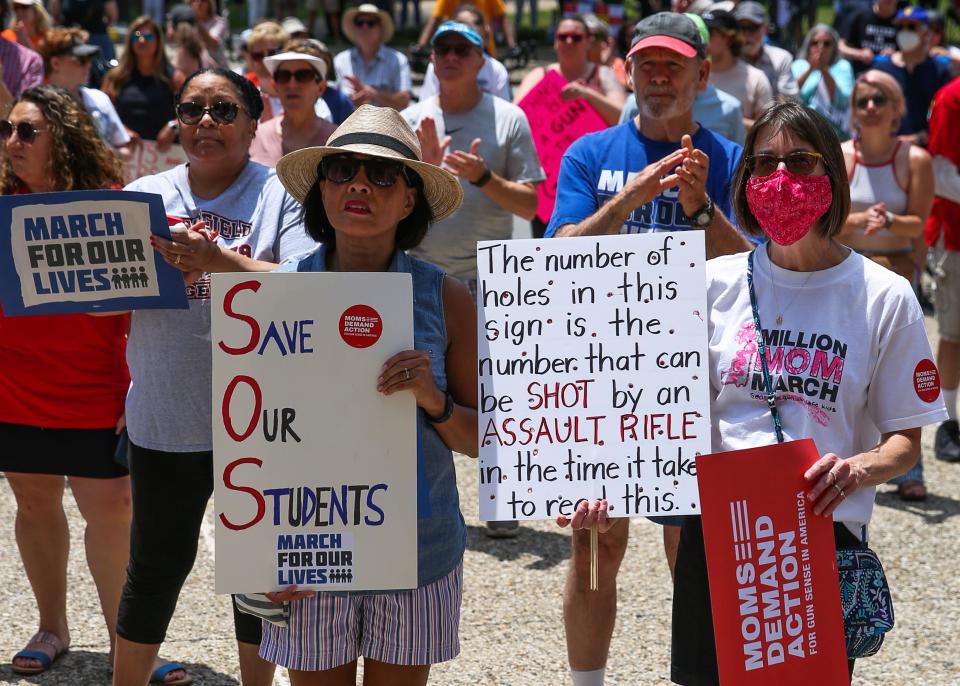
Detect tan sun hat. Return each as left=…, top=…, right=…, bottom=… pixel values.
left=342, top=3, right=395, bottom=44
left=276, top=105, right=463, bottom=222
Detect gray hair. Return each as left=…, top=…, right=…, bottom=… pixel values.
left=797, top=23, right=841, bottom=66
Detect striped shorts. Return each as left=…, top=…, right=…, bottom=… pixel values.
left=259, top=561, right=463, bottom=671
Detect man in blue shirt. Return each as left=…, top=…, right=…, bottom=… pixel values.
left=333, top=3, right=412, bottom=110
left=872, top=6, right=952, bottom=141
left=618, top=13, right=746, bottom=144
left=549, top=12, right=749, bottom=686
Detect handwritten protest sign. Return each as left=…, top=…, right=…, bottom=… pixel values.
left=212, top=272, right=418, bottom=593
left=123, top=141, right=189, bottom=184
left=477, top=233, right=710, bottom=521
left=0, top=190, right=187, bottom=315
left=696, top=439, right=848, bottom=685
left=517, top=69, right=608, bottom=224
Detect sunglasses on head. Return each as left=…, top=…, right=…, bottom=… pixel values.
left=274, top=68, right=321, bottom=84
left=176, top=100, right=241, bottom=125
left=354, top=17, right=380, bottom=28
left=433, top=41, right=475, bottom=57
left=745, top=151, right=824, bottom=177
left=0, top=120, right=45, bottom=144
left=321, top=154, right=414, bottom=187
left=133, top=30, right=156, bottom=42
left=250, top=48, right=279, bottom=61
left=556, top=32, right=586, bottom=43
left=854, top=93, right=888, bottom=110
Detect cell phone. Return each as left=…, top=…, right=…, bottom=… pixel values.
left=114, top=428, right=130, bottom=469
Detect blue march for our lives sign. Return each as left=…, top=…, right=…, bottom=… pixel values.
left=0, top=190, right=188, bottom=316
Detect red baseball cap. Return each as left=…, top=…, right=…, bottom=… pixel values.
left=626, top=12, right=706, bottom=60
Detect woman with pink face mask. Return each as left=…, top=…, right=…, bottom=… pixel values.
left=563, top=102, right=945, bottom=685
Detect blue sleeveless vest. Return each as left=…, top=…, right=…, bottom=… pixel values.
left=282, top=245, right=467, bottom=586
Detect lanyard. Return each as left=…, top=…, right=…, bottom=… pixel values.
left=747, top=248, right=785, bottom=444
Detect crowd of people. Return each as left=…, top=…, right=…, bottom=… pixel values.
left=1, top=0, right=959, bottom=685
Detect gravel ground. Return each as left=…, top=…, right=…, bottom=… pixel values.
left=0, top=322, right=956, bottom=686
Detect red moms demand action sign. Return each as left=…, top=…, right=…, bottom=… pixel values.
left=696, top=439, right=848, bottom=685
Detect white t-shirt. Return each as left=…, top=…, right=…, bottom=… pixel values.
left=707, top=247, right=946, bottom=527
left=419, top=55, right=512, bottom=102
left=124, top=162, right=317, bottom=452
left=709, top=60, right=774, bottom=120
left=81, top=86, right=131, bottom=148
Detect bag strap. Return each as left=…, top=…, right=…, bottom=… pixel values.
left=747, top=249, right=785, bottom=444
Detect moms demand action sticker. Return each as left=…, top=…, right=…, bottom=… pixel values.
left=696, top=439, right=848, bottom=685
left=340, top=305, right=383, bottom=348
left=914, top=359, right=941, bottom=403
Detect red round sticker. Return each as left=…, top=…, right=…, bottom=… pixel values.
left=339, top=305, right=383, bottom=348
left=914, top=359, right=941, bottom=403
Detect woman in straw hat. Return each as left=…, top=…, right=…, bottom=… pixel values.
left=262, top=104, right=477, bottom=685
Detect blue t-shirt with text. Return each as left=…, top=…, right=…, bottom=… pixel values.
left=545, top=121, right=742, bottom=237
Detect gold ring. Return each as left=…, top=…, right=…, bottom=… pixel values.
left=403, top=368, right=411, bottom=381
left=175, top=254, right=182, bottom=265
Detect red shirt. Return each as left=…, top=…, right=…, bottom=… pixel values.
left=0, top=306, right=130, bottom=428
left=925, top=77, right=960, bottom=250
left=0, top=184, right=130, bottom=428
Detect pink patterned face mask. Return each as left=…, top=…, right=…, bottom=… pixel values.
left=745, top=169, right=832, bottom=246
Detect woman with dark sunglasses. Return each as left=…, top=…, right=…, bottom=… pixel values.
left=513, top=15, right=626, bottom=126
left=0, top=84, right=133, bottom=679
left=101, top=15, right=177, bottom=154
left=838, top=69, right=935, bottom=502
left=249, top=43, right=337, bottom=168
left=256, top=104, right=476, bottom=686
left=565, top=103, right=944, bottom=685
left=110, top=68, right=317, bottom=686
left=241, top=21, right=290, bottom=123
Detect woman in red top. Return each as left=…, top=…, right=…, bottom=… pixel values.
left=0, top=85, right=189, bottom=685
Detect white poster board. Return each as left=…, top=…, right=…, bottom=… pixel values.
left=477, top=233, right=711, bottom=521
left=212, top=272, right=418, bottom=593
left=123, top=141, right=189, bottom=183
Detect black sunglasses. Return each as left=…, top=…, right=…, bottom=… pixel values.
left=354, top=17, right=380, bottom=28
left=745, top=151, right=824, bottom=177
left=274, top=68, right=321, bottom=84
left=321, top=154, right=414, bottom=187
left=176, top=100, right=241, bottom=125
left=0, top=120, right=45, bottom=144
left=433, top=42, right=476, bottom=57
left=854, top=93, right=889, bottom=110
left=556, top=32, right=586, bottom=43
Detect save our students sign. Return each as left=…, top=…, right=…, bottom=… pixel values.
left=211, top=271, right=418, bottom=593
left=0, top=190, right=187, bottom=315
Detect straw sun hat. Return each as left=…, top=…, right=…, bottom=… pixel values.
left=342, top=3, right=395, bottom=44
left=276, top=105, right=464, bottom=222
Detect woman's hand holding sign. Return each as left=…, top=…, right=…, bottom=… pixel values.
left=378, top=350, right=446, bottom=418
left=264, top=586, right=316, bottom=603
left=150, top=220, right=218, bottom=283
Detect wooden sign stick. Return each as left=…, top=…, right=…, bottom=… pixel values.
left=590, top=523, right=599, bottom=591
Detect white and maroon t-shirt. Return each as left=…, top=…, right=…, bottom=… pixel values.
left=706, top=247, right=946, bottom=527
